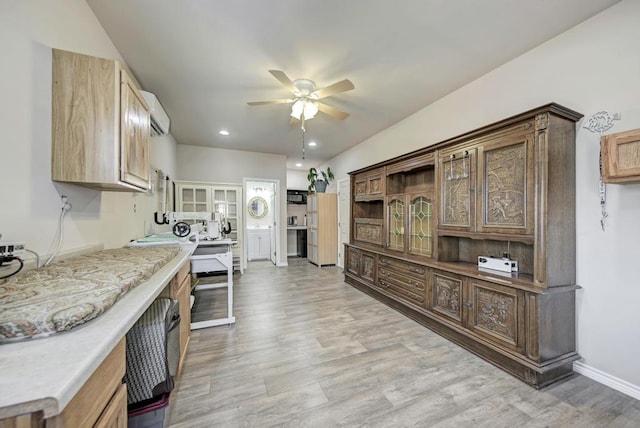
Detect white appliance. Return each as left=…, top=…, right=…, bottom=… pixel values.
left=140, top=90, right=170, bottom=136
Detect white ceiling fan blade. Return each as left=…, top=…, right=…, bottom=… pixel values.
left=317, top=102, right=349, bottom=120
left=247, top=99, right=294, bottom=106
left=269, top=70, right=296, bottom=93
left=313, top=79, right=354, bottom=99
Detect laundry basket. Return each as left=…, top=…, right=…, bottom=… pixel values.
left=124, top=298, right=180, bottom=411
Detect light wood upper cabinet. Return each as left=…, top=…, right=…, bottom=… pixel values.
left=601, top=128, right=640, bottom=183
left=52, top=49, right=151, bottom=192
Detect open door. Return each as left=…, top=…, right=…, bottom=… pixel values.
left=269, top=187, right=277, bottom=265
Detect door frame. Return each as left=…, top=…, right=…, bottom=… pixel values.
left=243, top=178, right=282, bottom=267
left=337, top=178, right=351, bottom=269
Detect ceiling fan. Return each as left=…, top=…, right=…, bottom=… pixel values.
left=247, top=70, right=354, bottom=122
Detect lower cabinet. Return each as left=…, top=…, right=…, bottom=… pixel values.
left=247, top=229, right=271, bottom=261
left=53, top=338, right=127, bottom=427
left=466, top=279, right=525, bottom=354
left=344, top=244, right=578, bottom=388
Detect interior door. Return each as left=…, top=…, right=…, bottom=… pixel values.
left=269, top=187, right=277, bottom=265
left=338, top=178, right=350, bottom=268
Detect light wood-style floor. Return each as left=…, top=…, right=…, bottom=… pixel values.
left=169, top=258, right=640, bottom=427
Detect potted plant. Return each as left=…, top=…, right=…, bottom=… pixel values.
left=307, top=167, right=335, bottom=193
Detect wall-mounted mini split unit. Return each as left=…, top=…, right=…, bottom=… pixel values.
left=140, top=90, right=171, bottom=136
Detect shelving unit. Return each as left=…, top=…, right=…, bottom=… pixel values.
left=345, top=103, right=583, bottom=388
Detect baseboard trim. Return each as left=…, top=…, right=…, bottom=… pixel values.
left=573, top=361, right=640, bottom=400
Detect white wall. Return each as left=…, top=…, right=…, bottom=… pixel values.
left=324, top=0, right=640, bottom=393
left=176, top=144, right=288, bottom=266
left=0, top=0, right=179, bottom=260
left=286, top=169, right=309, bottom=190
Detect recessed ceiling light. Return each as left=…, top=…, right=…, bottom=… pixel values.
left=308, top=141, right=317, bottom=147
left=219, top=130, right=230, bottom=136
left=295, top=163, right=302, bottom=167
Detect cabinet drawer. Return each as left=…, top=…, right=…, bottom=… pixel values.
left=378, top=267, right=426, bottom=308
left=354, top=218, right=383, bottom=245
left=378, top=256, right=427, bottom=277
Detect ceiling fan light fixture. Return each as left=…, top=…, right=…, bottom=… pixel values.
left=290, top=99, right=318, bottom=120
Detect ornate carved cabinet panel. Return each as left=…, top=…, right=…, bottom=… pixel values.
left=354, top=168, right=385, bottom=201
left=346, top=246, right=360, bottom=276
left=439, top=148, right=476, bottom=231
left=429, top=270, right=464, bottom=325
left=354, top=218, right=383, bottom=246
left=346, top=246, right=376, bottom=286
left=360, top=251, right=376, bottom=285
left=476, top=124, right=534, bottom=235
left=467, top=279, right=525, bottom=353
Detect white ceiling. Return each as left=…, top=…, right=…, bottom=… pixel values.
left=87, top=0, right=619, bottom=170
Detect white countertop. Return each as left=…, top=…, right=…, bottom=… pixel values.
left=286, top=226, right=308, bottom=230
left=0, top=245, right=195, bottom=419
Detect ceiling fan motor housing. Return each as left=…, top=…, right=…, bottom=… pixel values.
left=293, top=79, right=317, bottom=97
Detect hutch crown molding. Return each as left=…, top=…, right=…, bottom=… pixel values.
left=345, top=103, right=583, bottom=388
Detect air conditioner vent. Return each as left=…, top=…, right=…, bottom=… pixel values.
left=140, top=90, right=170, bottom=136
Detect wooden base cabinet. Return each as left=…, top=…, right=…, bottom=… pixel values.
left=346, top=245, right=579, bottom=388
left=345, top=104, right=583, bottom=388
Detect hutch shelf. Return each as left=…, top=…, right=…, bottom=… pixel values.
left=345, top=103, right=583, bottom=388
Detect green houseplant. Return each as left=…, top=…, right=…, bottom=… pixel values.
left=307, top=167, right=335, bottom=193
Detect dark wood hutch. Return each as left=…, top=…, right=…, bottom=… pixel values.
left=345, top=103, right=583, bottom=388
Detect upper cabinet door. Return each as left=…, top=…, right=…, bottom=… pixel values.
left=120, top=70, right=151, bottom=191
left=386, top=196, right=406, bottom=253
left=354, top=167, right=385, bottom=201
left=476, top=126, right=534, bottom=235
left=439, top=147, right=476, bottom=231
left=408, top=193, right=434, bottom=257
left=601, top=128, right=640, bottom=183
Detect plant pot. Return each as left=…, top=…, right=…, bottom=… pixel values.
left=314, top=180, right=328, bottom=193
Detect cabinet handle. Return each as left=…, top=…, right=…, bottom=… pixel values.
left=464, top=301, right=473, bottom=308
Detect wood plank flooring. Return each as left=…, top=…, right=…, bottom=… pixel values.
left=169, top=258, right=640, bottom=427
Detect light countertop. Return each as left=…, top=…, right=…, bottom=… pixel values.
left=0, top=244, right=195, bottom=419
left=286, top=226, right=308, bottom=230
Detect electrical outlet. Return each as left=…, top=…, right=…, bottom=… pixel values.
left=0, top=242, right=25, bottom=257
left=61, top=195, right=72, bottom=211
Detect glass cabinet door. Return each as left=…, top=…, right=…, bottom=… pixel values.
left=180, top=186, right=210, bottom=212
left=387, top=197, right=405, bottom=252
left=409, top=195, right=433, bottom=257
left=213, top=187, right=240, bottom=240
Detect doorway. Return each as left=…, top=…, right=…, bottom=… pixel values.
left=244, top=179, right=279, bottom=267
